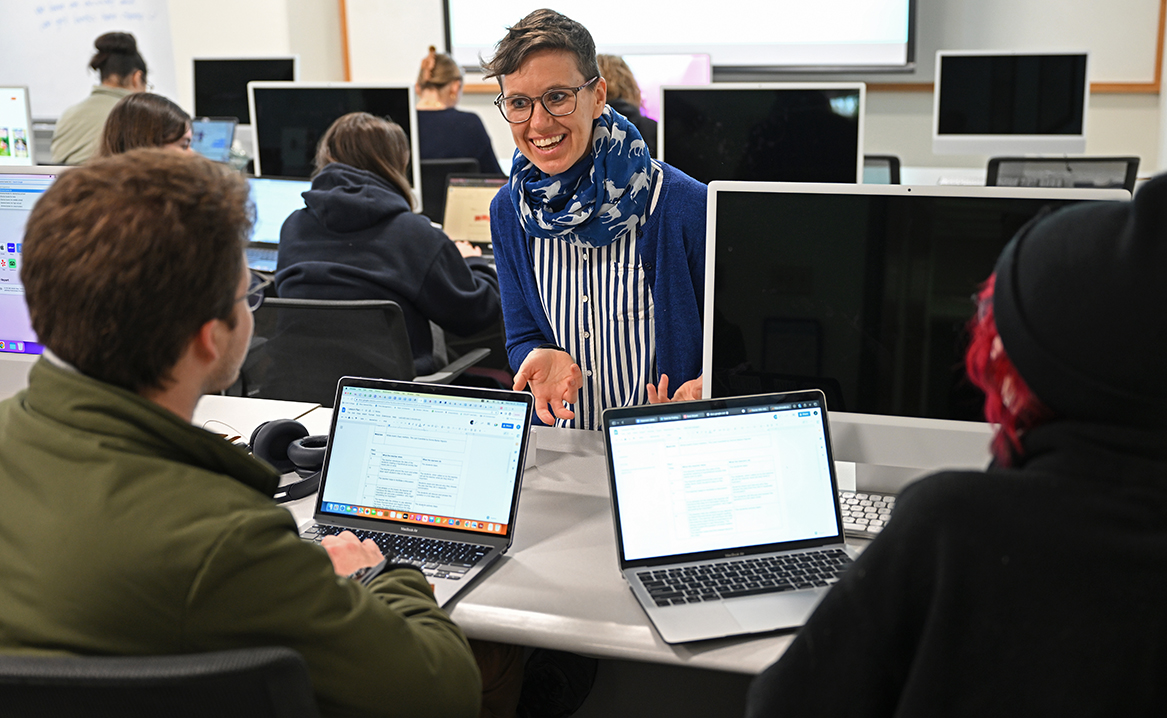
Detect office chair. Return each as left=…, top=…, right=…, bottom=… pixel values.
left=986, top=156, right=1140, bottom=191
left=0, top=646, right=320, bottom=718
left=419, top=157, right=480, bottom=224
left=863, top=154, right=901, bottom=184
left=241, top=298, right=489, bottom=406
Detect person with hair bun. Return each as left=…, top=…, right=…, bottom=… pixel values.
left=96, top=93, right=193, bottom=157
left=51, top=31, right=149, bottom=165
left=746, top=176, right=1167, bottom=716
left=275, top=112, right=501, bottom=376
left=415, top=46, right=504, bottom=175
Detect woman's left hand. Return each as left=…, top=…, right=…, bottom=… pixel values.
left=647, top=374, right=703, bottom=404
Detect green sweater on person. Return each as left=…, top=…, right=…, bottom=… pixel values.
left=50, top=85, right=133, bottom=165
left=0, top=358, right=481, bottom=718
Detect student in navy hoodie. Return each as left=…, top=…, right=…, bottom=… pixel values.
left=275, top=112, right=500, bottom=375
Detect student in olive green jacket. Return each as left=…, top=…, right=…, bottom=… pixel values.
left=0, top=149, right=481, bottom=718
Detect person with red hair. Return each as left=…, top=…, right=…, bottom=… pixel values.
left=746, top=174, right=1167, bottom=716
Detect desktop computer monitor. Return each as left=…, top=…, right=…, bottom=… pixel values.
left=702, top=182, right=1128, bottom=424
left=247, top=82, right=421, bottom=194
left=933, top=51, right=1090, bottom=155
left=0, top=166, right=70, bottom=356
left=0, top=87, right=35, bottom=167
left=661, top=83, right=865, bottom=185
left=193, top=57, right=299, bottom=124
left=620, top=54, right=712, bottom=123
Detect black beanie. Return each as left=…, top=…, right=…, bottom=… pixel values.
left=992, top=174, right=1167, bottom=427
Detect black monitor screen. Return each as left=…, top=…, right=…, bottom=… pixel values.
left=937, top=54, right=1087, bottom=136
left=251, top=86, right=412, bottom=180
left=194, top=58, right=296, bottom=123
left=662, top=87, right=861, bottom=185
left=710, top=190, right=1114, bottom=421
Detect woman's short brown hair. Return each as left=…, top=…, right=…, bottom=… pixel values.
left=314, top=112, right=415, bottom=211
left=97, top=93, right=191, bottom=158
left=481, top=9, right=600, bottom=88
left=417, top=46, right=463, bottom=90
left=597, top=54, right=641, bottom=108
left=22, top=149, right=251, bottom=393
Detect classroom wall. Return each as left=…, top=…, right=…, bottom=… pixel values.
left=163, top=0, right=1162, bottom=172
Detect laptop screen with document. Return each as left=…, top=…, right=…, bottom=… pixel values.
left=606, top=392, right=840, bottom=564
left=318, top=383, right=529, bottom=538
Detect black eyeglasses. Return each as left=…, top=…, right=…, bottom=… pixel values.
left=494, top=77, right=599, bottom=124
left=240, top=271, right=273, bottom=312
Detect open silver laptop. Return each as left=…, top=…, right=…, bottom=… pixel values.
left=190, top=117, right=237, bottom=163
left=603, top=389, right=857, bottom=643
left=301, top=376, right=534, bottom=606
left=245, top=176, right=311, bottom=272
left=441, top=175, right=508, bottom=245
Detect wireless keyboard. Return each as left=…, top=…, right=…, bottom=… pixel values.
left=838, top=489, right=896, bottom=539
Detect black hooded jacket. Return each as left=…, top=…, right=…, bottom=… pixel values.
left=275, top=163, right=500, bottom=375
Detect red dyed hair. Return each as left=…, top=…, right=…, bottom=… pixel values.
left=964, top=274, right=1056, bottom=465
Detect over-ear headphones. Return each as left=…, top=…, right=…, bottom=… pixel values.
left=250, top=419, right=327, bottom=503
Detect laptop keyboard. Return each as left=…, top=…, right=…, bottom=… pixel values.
left=838, top=489, right=897, bottom=538
left=302, top=524, right=490, bottom=579
left=246, top=247, right=277, bottom=272
left=637, top=547, right=853, bottom=607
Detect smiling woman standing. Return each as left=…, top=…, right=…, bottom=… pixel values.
left=485, top=9, right=707, bottom=430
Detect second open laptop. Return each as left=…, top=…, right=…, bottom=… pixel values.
left=441, top=174, right=508, bottom=248
left=603, top=389, right=857, bottom=644
left=245, top=176, right=312, bottom=272
left=190, top=117, right=237, bottom=163
left=300, top=376, right=534, bottom=606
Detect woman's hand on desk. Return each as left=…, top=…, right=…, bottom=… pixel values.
left=321, top=531, right=385, bottom=576
left=455, top=240, right=482, bottom=258
left=513, top=348, right=583, bottom=424
left=647, top=374, right=703, bottom=404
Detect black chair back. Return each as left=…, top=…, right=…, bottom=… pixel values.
left=419, top=157, right=480, bottom=223
left=245, top=298, right=415, bottom=407
left=0, top=647, right=320, bottom=718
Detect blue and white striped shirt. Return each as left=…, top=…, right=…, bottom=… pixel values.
left=532, top=163, right=664, bottom=430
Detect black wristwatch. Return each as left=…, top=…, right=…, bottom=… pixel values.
left=347, top=558, right=389, bottom=586
left=536, top=343, right=568, bottom=353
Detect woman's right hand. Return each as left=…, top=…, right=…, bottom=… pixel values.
left=513, top=348, right=583, bottom=424
left=455, top=240, right=483, bottom=258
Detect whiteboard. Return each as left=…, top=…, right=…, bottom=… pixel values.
left=0, top=0, right=177, bottom=119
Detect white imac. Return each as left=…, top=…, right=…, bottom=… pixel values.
left=0, top=87, right=35, bottom=167
left=660, top=83, right=865, bottom=186
left=246, top=82, right=421, bottom=202
left=0, top=166, right=73, bottom=397
left=702, top=181, right=1128, bottom=483
left=933, top=51, right=1090, bottom=155
left=620, top=54, right=711, bottom=123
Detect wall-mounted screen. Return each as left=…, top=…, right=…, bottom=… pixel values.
left=446, top=0, right=914, bottom=72
left=933, top=51, right=1089, bottom=155
left=661, top=83, right=864, bottom=185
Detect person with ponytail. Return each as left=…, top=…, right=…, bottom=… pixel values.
left=746, top=177, right=1167, bottom=716
left=483, top=10, right=707, bottom=430
left=415, top=46, right=503, bottom=175
left=51, top=31, right=149, bottom=165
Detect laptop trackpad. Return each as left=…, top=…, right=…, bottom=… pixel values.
left=725, top=589, right=825, bottom=632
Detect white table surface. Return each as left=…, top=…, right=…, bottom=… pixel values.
left=282, top=414, right=868, bottom=676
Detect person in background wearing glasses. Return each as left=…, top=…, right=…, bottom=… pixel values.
left=0, top=149, right=482, bottom=717
left=51, top=32, right=151, bottom=165
left=485, top=9, right=707, bottom=430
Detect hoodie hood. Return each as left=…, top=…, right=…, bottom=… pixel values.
left=302, top=163, right=412, bottom=233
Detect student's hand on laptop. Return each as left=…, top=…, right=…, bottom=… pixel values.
left=514, top=348, right=583, bottom=424
left=455, top=240, right=482, bottom=258
left=321, top=531, right=385, bottom=576
left=647, top=374, right=703, bottom=404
